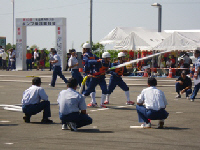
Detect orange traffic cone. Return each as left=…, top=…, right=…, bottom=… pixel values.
left=143, top=68, right=148, bottom=77
left=167, top=67, right=173, bottom=78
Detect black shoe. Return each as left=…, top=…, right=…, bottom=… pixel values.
left=23, top=116, right=30, bottom=123
left=158, top=121, right=164, bottom=129
left=41, top=118, right=53, bottom=124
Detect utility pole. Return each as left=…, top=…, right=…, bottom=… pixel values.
left=12, top=0, right=15, bottom=46
left=90, top=0, right=93, bottom=51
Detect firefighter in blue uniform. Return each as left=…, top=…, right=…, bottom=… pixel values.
left=83, top=52, right=111, bottom=108
left=82, top=43, right=98, bottom=104
left=104, top=52, right=135, bottom=105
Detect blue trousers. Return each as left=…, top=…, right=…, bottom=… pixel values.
left=26, top=59, right=32, bottom=70
left=107, top=76, right=129, bottom=94
left=22, top=101, right=51, bottom=119
left=190, top=83, right=200, bottom=100
left=8, top=60, right=15, bottom=70
left=71, top=69, right=83, bottom=87
left=59, top=112, right=92, bottom=128
left=51, top=66, right=68, bottom=87
left=136, top=105, right=169, bottom=123
left=176, top=82, right=192, bottom=97
left=82, top=75, right=95, bottom=94
left=83, top=77, right=107, bottom=96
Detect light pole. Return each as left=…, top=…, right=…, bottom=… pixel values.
left=151, top=3, right=162, bottom=32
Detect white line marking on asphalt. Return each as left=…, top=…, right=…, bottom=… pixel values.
left=93, top=126, right=97, bottom=129
left=130, top=126, right=143, bottom=129
left=0, top=104, right=22, bottom=112
left=90, top=110, right=98, bottom=112
left=176, top=112, right=183, bottom=113
left=90, top=105, right=134, bottom=112
left=0, top=120, right=10, bottom=123
left=115, top=106, right=126, bottom=108
left=97, top=108, right=110, bottom=111
left=4, top=107, right=22, bottom=112
left=5, top=143, right=14, bottom=145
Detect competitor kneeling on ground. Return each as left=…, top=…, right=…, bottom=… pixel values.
left=83, top=52, right=111, bottom=108
left=175, top=70, right=192, bottom=99
left=136, top=77, right=169, bottom=128
left=57, top=78, right=92, bottom=131
left=21, top=77, right=53, bottom=123
left=104, top=52, right=135, bottom=105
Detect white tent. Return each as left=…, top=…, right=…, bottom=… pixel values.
left=153, top=32, right=200, bottom=51
left=114, top=30, right=170, bottom=50
left=99, top=27, right=157, bottom=45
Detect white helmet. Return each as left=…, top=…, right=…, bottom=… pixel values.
left=82, top=43, right=91, bottom=49
left=102, top=52, right=111, bottom=58
left=118, top=52, right=126, bottom=58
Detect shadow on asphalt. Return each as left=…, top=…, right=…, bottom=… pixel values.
left=77, top=129, right=114, bottom=133
left=30, top=122, right=60, bottom=125
left=109, top=107, right=136, bottom=110
left=0, top=124, right=18, bottom=126
left=160, top=127, right=190, bottom=130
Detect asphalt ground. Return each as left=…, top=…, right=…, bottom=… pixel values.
left=0, top=70, right=200, bottom=150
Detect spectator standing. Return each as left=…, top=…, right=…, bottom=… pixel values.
left=57, top=78, right=92, bottom=131
left=68, top=49, right=83, bottom=87
left=49, top=48, right=54, bottom=71
left=7, top=48, right=16, bottom=71
left=40, top=49, right=46, bottom=71
left=1, top=50, right=8, bottom=70
left=50, top=50, right=68, bottom=87
left=183, top=53, right=190, bottom=69
left=26, top=50, right=32, bottom=71
left=33, top=49, right=40, bottom=70
left=0, top=46, right=3, bottom=68
left=190, top=49, right=200, bottom=102
left=65, top=53, right=71, bottom=71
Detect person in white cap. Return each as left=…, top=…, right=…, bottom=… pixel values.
left=83, top=52, right=110, bottom=108
left=104, top=52, right=135, bottom=105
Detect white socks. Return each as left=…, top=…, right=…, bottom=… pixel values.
left=106, top=94, right=110, bottom=102
left=125, top=91, right=130, bottom=101
left=101, top=94, right=107, bottom=105
left=90, top=92, right=96, bottom=104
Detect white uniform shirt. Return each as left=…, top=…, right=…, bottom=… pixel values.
left=53, top=54, right=61, bottom=66
left=195, top=56, right=200, bottom=72
left=2, top=52, right=8, bottom=60
left=183, top=55, right=190, bottom=64
left=137, top=86, right=168, bottom=110
left=57, top=88, right=87, bottom=115
left=0, top=48, right=4, bottom=57
left=68, top=56, right=78, bottom=69
left=9, top=51, right=15, bottom=61
left=34, top=51, right=39, bottom=60
left=22, top=85, right=48, bottom=105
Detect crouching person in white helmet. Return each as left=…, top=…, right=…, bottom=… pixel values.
left=104, top=52, right=135, bottom=105
left=82, top=52, right=111, bottom=108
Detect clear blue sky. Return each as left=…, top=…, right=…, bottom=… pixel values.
left=0, top=0, right=200, bottom=52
